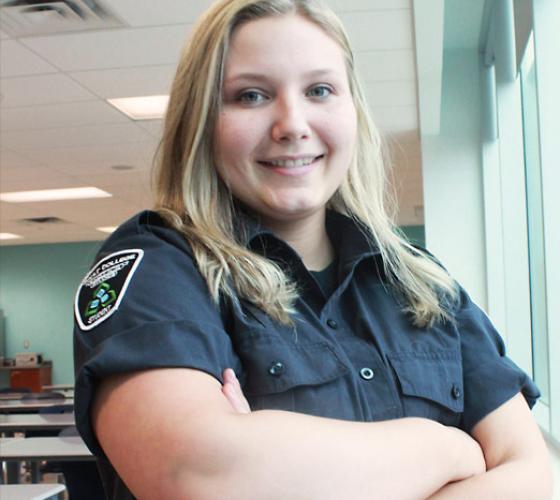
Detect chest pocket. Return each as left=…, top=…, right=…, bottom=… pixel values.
left=236, top=335, right=349, bottom=414
left=388, top=349, right=464, bottom=426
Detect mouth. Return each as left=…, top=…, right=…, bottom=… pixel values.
left=257, top=154, right=325, bottom=168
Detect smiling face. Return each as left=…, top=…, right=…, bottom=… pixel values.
left=214, top=14, right=357, bottom=229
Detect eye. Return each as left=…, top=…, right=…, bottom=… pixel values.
left=236, top=89, right=267, bottom=104
left=306, top=84, right=333, bottom=99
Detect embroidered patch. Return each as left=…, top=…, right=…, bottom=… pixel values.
left=75, top=249, right=144, bottom=331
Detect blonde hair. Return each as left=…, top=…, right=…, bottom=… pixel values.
left=153, top=0, right=459, bottom=328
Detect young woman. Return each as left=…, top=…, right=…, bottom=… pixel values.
left=73, top=1, right=553, bottom=498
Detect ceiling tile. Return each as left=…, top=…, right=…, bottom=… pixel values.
left=0, top=165, right=63, bottom=187
left=370, top=105, right=418, bottom=132
left=0, top=168, right=92, bottom=191
left=0, top=100, right=129, bottom=131
left=21, top=141, right=158, bottom=171
left=331, top=0, right=410, bottom=11
left=70, top=65, right=177, bottom=99
left=108, top=0, right=216, bottom=27
left=355, top=49, right=416, bottom=82
left=0, top=73, right=96, bottom=107
left=365, top=80, right=417, bottom=107
left=2, top=123, right=152, bottom=150
left=0, top=1, right=422, bottom=245
left=0, top=149, right=42, bottom=169
left=339, top=10, right=413, bottom=51
left=0, top=201, right=45, bottom=221
left=0, top=40, right=58, bottom=77
left=20, top=25, right=192, bottom=72
left=136, top=120, right=164, bottom=139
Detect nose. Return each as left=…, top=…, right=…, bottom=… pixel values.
left=271, top=96, right=311, bottom=143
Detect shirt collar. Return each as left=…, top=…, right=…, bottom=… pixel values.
left=234, top=204, right=381, bottom=267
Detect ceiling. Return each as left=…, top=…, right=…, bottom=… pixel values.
left=0, top=0, right=423, bottom=246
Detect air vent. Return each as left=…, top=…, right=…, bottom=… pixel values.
left=0, top=0, right=124, bottom=37
left=18, top=216, right=66, bottom=224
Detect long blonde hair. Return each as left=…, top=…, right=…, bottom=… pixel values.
left=153, top=0, right=459, bottom=328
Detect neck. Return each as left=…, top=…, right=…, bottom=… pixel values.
left=261, top=209, right=334, bottom=271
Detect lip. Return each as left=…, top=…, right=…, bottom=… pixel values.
left=258, top=154, right=322, bottom=162
left=257, top=154, right=324, bottom=177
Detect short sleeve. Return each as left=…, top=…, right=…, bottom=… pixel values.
left=455, top=286, right=540, bottom=432
left=73, top=212, right=242, bottom=457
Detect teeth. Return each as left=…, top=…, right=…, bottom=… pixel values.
left=264, top=156, right=318, bottom=168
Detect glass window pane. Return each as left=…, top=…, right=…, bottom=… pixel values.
left=520, top=33, right=550, bottom=405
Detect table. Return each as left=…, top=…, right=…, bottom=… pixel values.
left=43, top=384, right=73, bottom=391
left=0, top=399, right=73, bottom=414
left=0, top=483, right=66, bottom=499
left=0, top=413, right=75, bottom=433
left=1, top=436, right=94, bottom=483
left=0, top=390, right=73, bottom=401
left=0, top=436, right=93, bottom=462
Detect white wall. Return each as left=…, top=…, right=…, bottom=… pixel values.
left=421, top=48, right=487, bottom=309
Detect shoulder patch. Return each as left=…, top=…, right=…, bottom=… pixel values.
left=75, top=249, right=144, bottom=331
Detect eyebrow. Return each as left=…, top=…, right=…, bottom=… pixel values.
left=224, top=68, right=340, bottom=85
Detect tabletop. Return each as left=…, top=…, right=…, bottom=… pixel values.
left=0, top=483, right=66, bottom=500
left=0, top=436, right=93, bottom=461
left=42, top=384, right=74, bottom=391
left=0, top=398, right=74, bottom=413
left=0, top=390, right=73, bottom=401
left=0, top=413, right=75, bottom=433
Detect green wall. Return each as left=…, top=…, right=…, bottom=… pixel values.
left=401, top=225, right=425, bottom=247
left=0, top=225, right=423, bottom=386
left=0, top=241, right=102, bottom=385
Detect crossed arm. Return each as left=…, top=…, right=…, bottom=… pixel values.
left=92, top=367, right=553, bottom=499
left=222, top=368, right=553, bottom=500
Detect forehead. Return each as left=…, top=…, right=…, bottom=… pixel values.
left=224, top=14, right=347, bottom=78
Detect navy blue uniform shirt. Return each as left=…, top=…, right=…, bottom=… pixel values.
left=73, top=209, right=540, bottom=499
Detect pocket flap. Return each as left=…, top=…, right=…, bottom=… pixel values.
left=238, top=337, right=348, bottom=396
left=388, top=350, right=464, bottom=412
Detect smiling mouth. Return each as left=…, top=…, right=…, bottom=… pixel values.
left=257, top=154, right=324, bottom=168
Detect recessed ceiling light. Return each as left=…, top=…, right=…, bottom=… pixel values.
left=111, top=164, right=135, bottom=171
left=0, top=233, right=23, bottom=240
left=0, top=187, right=112, bottom=203
left=107, top=95, right=169, bottom=120
left=97, top=226, right=117, bottom=234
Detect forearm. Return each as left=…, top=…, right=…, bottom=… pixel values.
left=426, top=457, right=553, bottom=500
left=191, top=411, right=475, bottom=500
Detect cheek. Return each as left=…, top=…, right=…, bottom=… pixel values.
left=318, top=100, right=357, bottom=150
left=215, top=111, right=262, bottom=162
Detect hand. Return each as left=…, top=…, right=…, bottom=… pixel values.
left=221, top=368, right=251, bottom=414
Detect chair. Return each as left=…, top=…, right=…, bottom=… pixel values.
left=21, top=391, right=65, bottom=400
left=0, top=387, right=31, bottom=394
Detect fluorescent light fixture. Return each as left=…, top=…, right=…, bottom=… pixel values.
left=0, top=233, right=23, bottom=240
left=0, top=187, right=112, bottom=203
left=107, top=95, right=169, bottom=120
left=97, top=226, right=117, bottom=234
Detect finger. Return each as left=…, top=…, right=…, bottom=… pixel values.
left=222, top=369, right=251, bottom=413
left=222, top=382, right=250, bottom=414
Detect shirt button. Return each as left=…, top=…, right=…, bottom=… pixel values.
left=269, top=362, right=285, bottom=376
left=326, top=318, right=338, bottom=329
left=360, top=367, right=375, bottom=380
left=451, top=384, right=461, bottom=399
